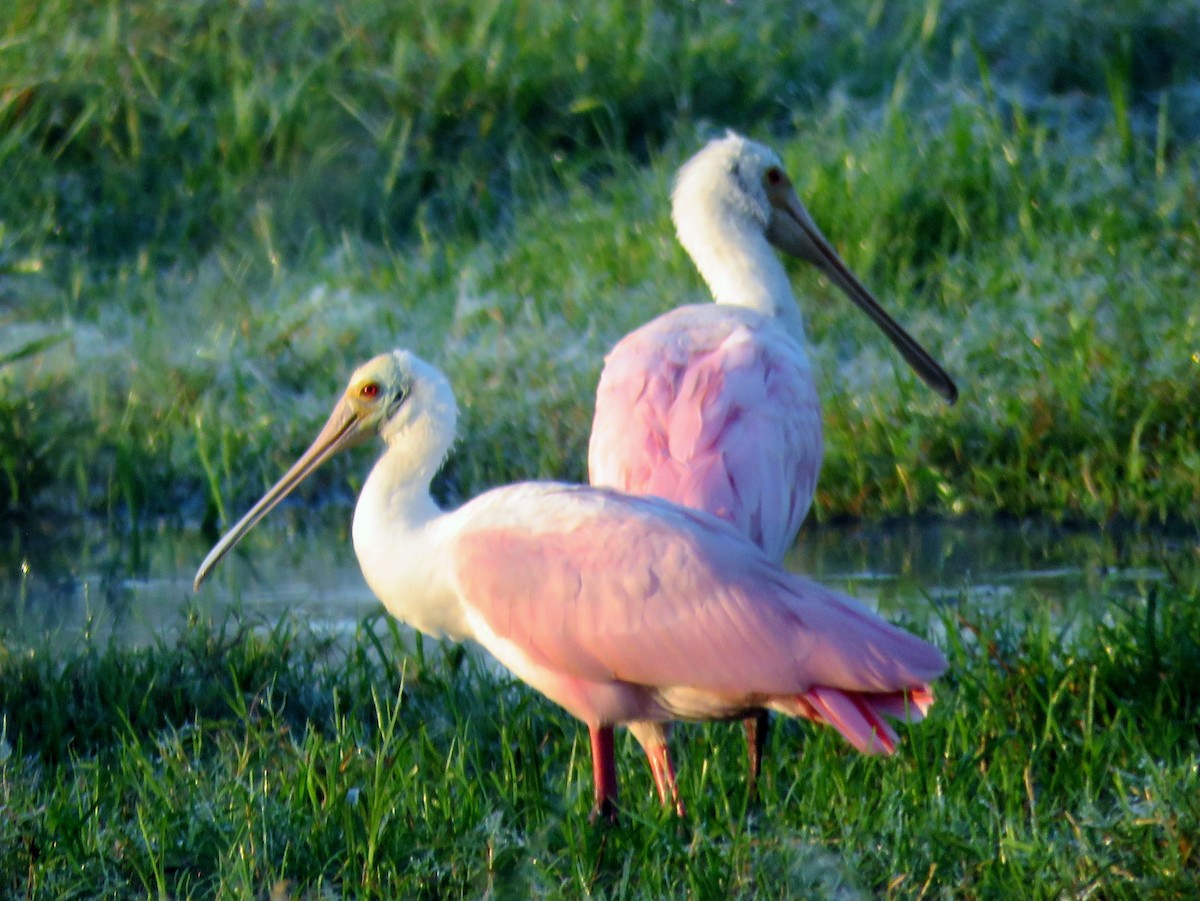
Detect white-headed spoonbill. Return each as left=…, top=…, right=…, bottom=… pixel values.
left=196, top=350, right=946, bottom=821
left=589, top=132, right=957, bottom=797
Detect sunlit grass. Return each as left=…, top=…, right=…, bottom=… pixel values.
left=4, top=1, right=1200, bottom=527
left=1, top=3, right=1198, bottom=525
left=4, top=2, right=1200, bottom=891
left=2, top=565, right=1198, bottom=897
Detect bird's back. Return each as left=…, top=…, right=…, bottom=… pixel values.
left=589, top=304, right=822, bottom=563
left=446, top=481, right=945, bottom=717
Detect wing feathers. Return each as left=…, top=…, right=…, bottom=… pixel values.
left=451, top=489, right=945, bottom=704
left=804, top=686, right=900, bottom=755
left=589, top=305, right=821, bottom=563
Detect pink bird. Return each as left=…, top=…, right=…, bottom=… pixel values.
left=195, top=350, right=946, bottom=821
left=589, top=133, right=957, bottom=800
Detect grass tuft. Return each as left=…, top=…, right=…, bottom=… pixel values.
left=3, top=0, right=1200, bottom=525
left=2, top=570, right=1199, bottom=896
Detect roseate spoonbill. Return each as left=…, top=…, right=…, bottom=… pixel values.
left=195, top=350, right=945, bottom=821
left=589, top=132, right=958, bottom=793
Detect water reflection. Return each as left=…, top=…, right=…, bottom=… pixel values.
left=789, top=517, right=1192, bottom=617
left=1, top=510, right=1195, bottom=648
left=1, top=509, right=376, bottom=648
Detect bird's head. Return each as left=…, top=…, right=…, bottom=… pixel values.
left=673, top=131, right=850, bottom=274
left=673, top=132, right=792, bottom=238
left=673, top=131, right=958, bottom=404
left=193, top=349, right=457, bottom=590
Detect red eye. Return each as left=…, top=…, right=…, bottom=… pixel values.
left=359, top=383, right=380, bottom=399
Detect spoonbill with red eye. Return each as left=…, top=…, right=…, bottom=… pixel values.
left=589, top=132, right=958, bottom=803
left=195, top=349, right=946, bottom=822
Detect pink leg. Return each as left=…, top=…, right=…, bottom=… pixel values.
left=743, top=709, right=770, bottom=800
left=644, top=741, right=686, bottom=816
left=629, top=721, right=685, bottom=816
left=589, top=724, right=619, bottom=823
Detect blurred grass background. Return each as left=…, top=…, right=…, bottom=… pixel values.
left=4, top=3, right=1200, bottom=896
left=2, top=0, right=1199, bottom=529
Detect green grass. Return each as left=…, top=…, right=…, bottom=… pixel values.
left=2, top=0, right=1200, bottom=525
left=2, top=562, right=1198, bottom=897
left=4, top=2, right=1200, bottom=895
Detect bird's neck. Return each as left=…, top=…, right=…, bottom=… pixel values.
left=351, top=439, right=467, bottom=642
left=347, top=364, right=475, bottom=642
left=357, top=458, right=441, bottom=536
left=357, top=375, right=460, bottom=535
left=684, top=219, right=808, bottom=342
left=356, top=432, right=450, bottom=537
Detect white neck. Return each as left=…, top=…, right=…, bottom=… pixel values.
left=355, top=369, right=458, bottom=535
left=688, top=219, right=795, bottom=313
left=350, top=394, right=463, bottom=639
left=356, top=444, right=443, bottom=535
left=678, top=214, right=807, bottom=342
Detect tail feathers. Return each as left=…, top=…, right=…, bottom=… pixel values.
left=808, top=687, right=899, bottom=754
left=773, top=684, right=935, bottom=756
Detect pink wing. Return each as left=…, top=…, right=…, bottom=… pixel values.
left=451, top=486, right=944, bottom=710
left=589, top=305, right=822, bottom=563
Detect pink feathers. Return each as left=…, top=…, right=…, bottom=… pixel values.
left=590, top=305, right=821, bottom=562
left=581, top=132, right=955, bottom=812
left=449, top=485, right=944, bottom=752
left=194, top=345, right=945, bottom=820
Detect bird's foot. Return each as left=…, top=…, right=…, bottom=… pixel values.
left=589, top=797, right=620, bottom=825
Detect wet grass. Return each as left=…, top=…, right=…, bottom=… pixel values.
left=2, top=561, right=1198, bottom=898
left=2, top=0, right=1199, bottom=527
left=4, top=2, right=1200, bottom=894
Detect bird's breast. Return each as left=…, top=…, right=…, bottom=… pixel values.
left=351, top=493, right=474, bottom=642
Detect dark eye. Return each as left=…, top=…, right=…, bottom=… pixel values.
left=359, top=382, right=381, bottom=399
left=766, top=167, right=784, bottom=185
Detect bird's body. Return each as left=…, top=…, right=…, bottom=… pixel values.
left=590, top=134, right=825, bottom=562
left=358, top=477, right=938, bottom=746
left=589, top=134, right=957, bottom=802
left=195, top=350, right=946, bottom=820
left=589, top=304, right=821, bottom=562
left=591, top=131, right=957, bottom=565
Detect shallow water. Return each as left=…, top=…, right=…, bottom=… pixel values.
left=1, top=510, right=376, bottom=649
left=790, top=517, right=1186, bottom=613
left=0, top=510, right=1193, bottom=649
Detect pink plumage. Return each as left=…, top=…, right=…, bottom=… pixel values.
left=591, top=305, right=821, bottom=562
left=587, top=133, right=956, bottom=809
left=450, top=486, right=942, bottom=750
left=192, top=333, right=950, bottom=819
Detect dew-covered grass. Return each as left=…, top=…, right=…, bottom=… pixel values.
left=4, top=0, right=1200, bottom=896
left=3, top=0, right=1199, bottom=526
left=2, top=561, right=1199, bottom=898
